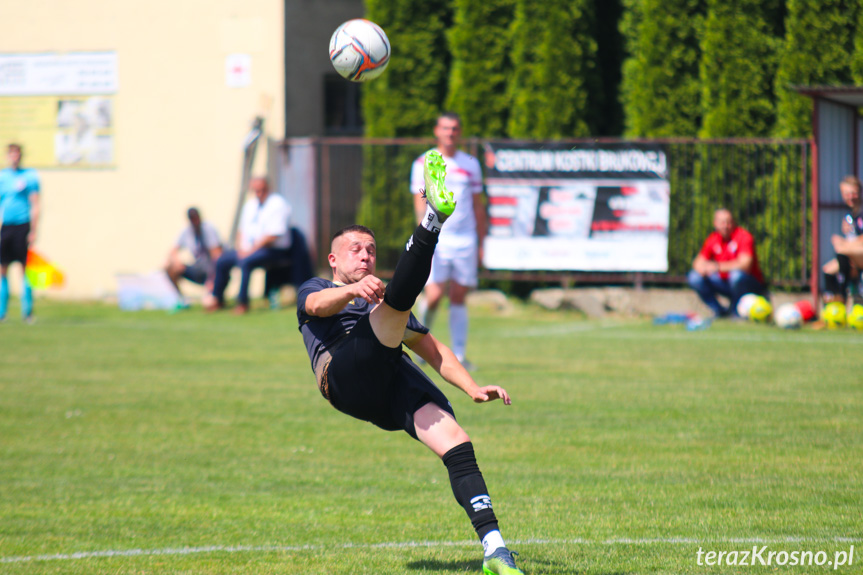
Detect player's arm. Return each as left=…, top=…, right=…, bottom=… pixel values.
left=832, top=234, right=863, bottom=255
left=249, top=234, right=279, bottom=252
left=28, top=192, right=40, bottom=244
left=718, top=252, right=753, bottom=274
left=413, top=192, right=427, bottom=224
left=165, top=244, right=181, bottom=267
left=304, top=276, right=385, bottom=317
left=692, top=254, right=713, bottom=275
left=406, top=332, right=511, bottom=405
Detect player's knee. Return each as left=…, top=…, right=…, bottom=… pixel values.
left=727, top=269, right=747, bottom=286
left=687, top=269, right=704, bottom=289
left=449, top=285, right=470, bottom=304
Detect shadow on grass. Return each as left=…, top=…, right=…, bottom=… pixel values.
left=406, top=558, right=479, bottom=572
left=406, top=556, right=629, bottom=574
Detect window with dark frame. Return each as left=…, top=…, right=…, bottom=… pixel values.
left=324, top=74, right=363, bottom=135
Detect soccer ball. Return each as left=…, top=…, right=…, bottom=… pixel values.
left=748, top=295, right=772, bottom=322
left=847, top=303, right=863, bottom=330
left=736, top=293, right=759, bottom=318
left=793, top=299, right=816, bottom=322
left=822, top=301, right=847, bottom=329
left=774, top=303, right=802, bottom=329
left=329, top=19, right=391, bottom=82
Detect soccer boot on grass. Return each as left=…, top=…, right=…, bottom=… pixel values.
left=422, top=150, right=456, bottom=221
left=482, top=548, right=524, bottom=575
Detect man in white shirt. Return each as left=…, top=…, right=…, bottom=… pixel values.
left=410, top=112, right=487, bottom=369
left=165, top=207, right=223, bottom=300
left=206, top=176, right=291, bottom=314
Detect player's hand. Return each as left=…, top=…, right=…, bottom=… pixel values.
left=832, top=234, right=849, bottom=253
left=471, top=385, right=512, bottom=405
left=351, top=275, right=385, bottom=304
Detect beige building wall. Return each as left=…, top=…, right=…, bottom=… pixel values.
left=0, top=0, right=284, bottom=299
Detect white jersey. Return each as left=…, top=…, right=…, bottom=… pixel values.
left=238, top=192, right=292, bottom=251
left=175, top=221, right=222, bottom=264
left=411, top=149, right=483, bottom=254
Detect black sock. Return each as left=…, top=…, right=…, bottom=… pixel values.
left=837, top=254, right=852, bottom=295
left=824, top=272, right=841, bottom=296
left=442, top=442, right=499, bottom=541
left=383, top=225, right=438, bottom=312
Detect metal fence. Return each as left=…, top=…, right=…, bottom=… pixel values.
left=288, top=137, right=811, bottom=289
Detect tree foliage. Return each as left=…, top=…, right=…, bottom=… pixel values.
left=774, top=0, right=859, bottom=138
left=363, top=0, right=453, bottom=137
left=699, top=0, right=784, bottom=137
left=621, top=0, right=707, bottom=137
left=446, top=0, right=516, bottom=138
left=506, top=0, right=599, bottom=138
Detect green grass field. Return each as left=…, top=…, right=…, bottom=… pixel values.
left=1, top=299, right=861, bottom=574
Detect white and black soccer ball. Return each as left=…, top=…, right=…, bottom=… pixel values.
left=736, top=293, right=759, bottom=318
left=774, top=303, right=802, bottom=329
left=329, top=19, right=391, bottom=82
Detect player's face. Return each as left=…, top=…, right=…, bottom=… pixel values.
left=250, top=178, right=269, bottom=202
left=7, top=147, right=21, bottom=168
left=840, top=183, right=861, bottom=209
left=331, top=232, right=376, bottom=284
left=713, top=210, right=734, bottom=240
left=434, top=117, right=461, bottom=150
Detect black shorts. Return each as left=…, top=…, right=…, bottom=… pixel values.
left=182, top=261, right=210, bottom=284
left=0, top=223, right=30, bottom=266
left=319, top=314, right=455, bottom=439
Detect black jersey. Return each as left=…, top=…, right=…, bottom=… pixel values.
left=296, top=277, right=429, bottom=372
left=844, top=210, right=863, bottom=236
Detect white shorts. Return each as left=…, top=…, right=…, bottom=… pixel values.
left=428, top=249, right=478, bottom=288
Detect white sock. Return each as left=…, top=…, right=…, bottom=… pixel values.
left=482, top=530, right=506, bottom=556
left=450, top=303, right=468, bottom=359
left=418, top=298, right=437, bottom=329
left=420, top=204, right=445, bottom=232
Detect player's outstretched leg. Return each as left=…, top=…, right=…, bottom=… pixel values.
left=442, top=442, right=524, bottom=575
left=422, top=150, right=456, bottom=226
left=383, top=151, right=456, bottom=312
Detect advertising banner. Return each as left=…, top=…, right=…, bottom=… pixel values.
left=482, top=142, right=670, bottom=272
left=0, top=52, right=117, bottom=168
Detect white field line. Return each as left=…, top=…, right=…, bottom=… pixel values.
left=3, top=537, right=861, bottom=564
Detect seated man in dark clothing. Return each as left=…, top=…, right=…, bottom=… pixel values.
left=822, top=176, right=863, bottom=304
left=206, top=176, right=292, bottom=314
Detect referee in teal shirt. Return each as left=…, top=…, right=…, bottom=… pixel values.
left=0, top=143, right=41, bottom=322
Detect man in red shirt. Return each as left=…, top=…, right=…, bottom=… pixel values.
left=688, top=208, right=766, bottom=317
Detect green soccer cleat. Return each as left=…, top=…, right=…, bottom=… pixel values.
left=422, top=150, right=456, bottom=220
left=482, top=548, right=524, bottom=575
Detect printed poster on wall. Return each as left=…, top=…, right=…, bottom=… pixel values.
left=0, top=52, right=117, bottom=168
left=482, top=142, right=670, bottom=272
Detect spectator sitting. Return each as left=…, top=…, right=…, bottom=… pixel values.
left=165, top=207, right=223, bottom=304
left=687, top=208, right=766, bottom=318
left=822, top=175, right=863, bottom=304
left=205, top=176, right=291, bottom=314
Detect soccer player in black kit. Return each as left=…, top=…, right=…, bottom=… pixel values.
left=296, top=151, right=524, bottom=575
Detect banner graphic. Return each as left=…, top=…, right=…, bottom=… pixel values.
left=482, top=142, right=670, bottom=272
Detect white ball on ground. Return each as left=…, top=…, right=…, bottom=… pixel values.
left=774, top=303, right=802, bottom=329
left=736, top=293, right=759, bottom=318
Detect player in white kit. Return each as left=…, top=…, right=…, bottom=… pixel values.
left=410, top=113, right=487, bottom=370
